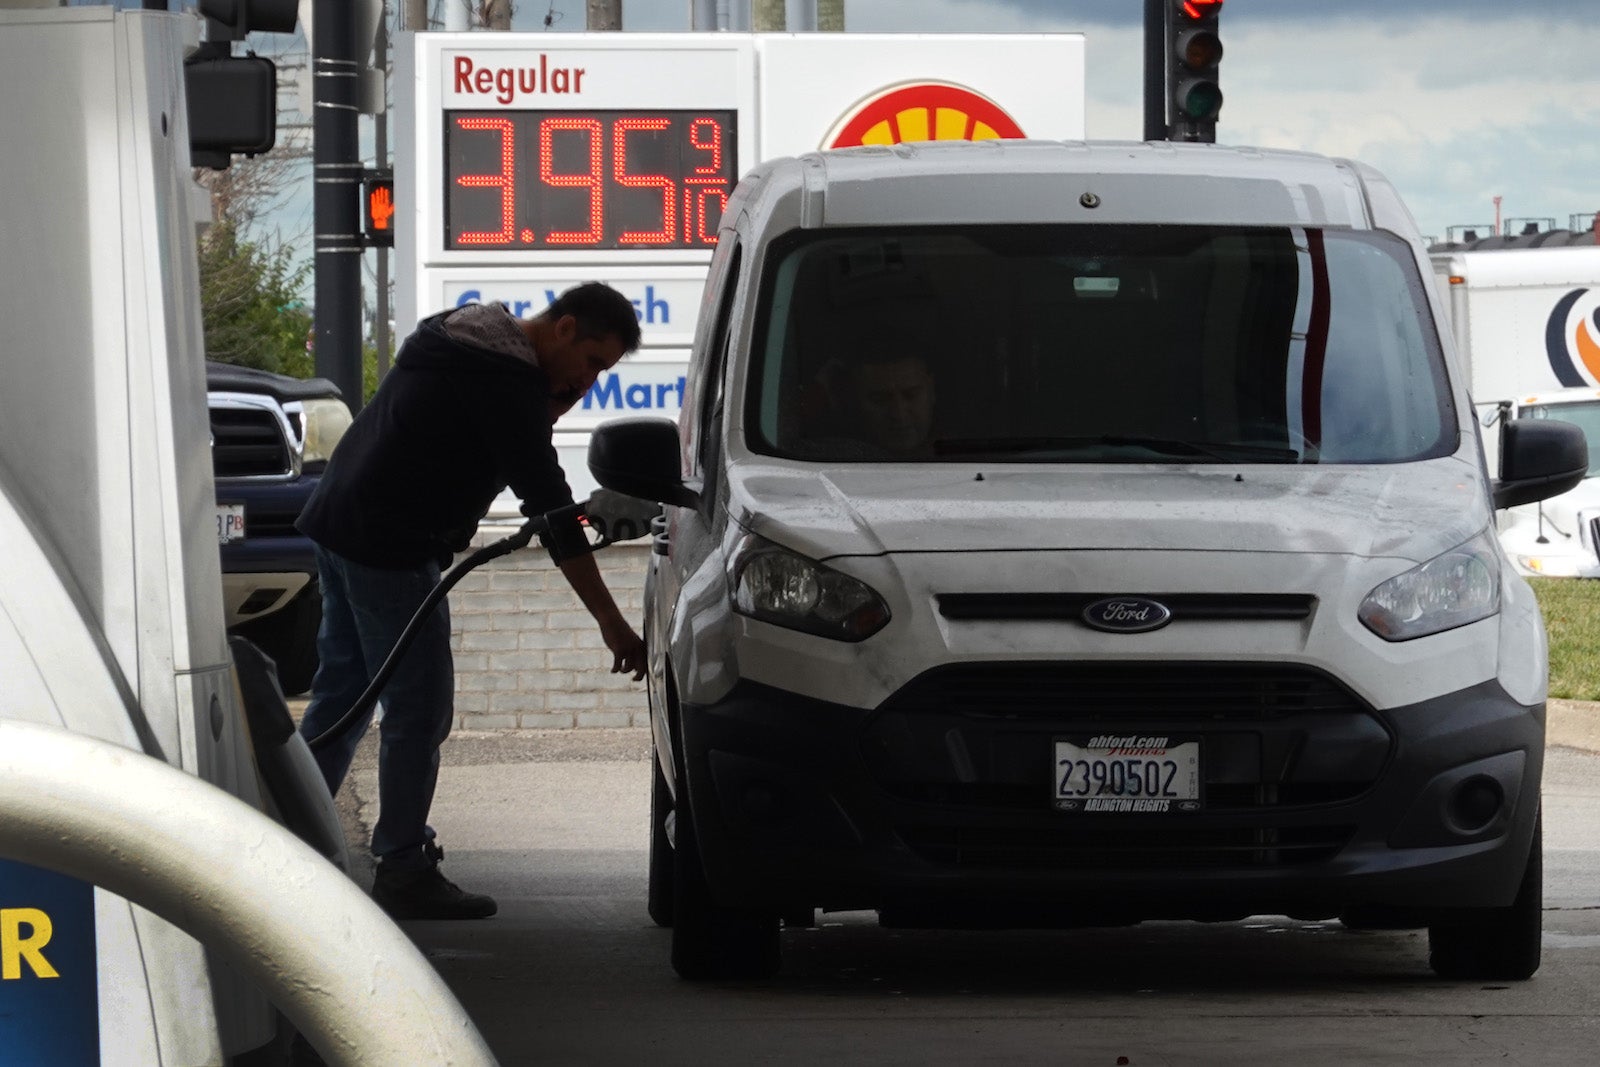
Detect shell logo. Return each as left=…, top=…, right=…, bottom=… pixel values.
left=1545, top=288, right=1600, bottom=387
left=825, top=81, right=1028, bottom=149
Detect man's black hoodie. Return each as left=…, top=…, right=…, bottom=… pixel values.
left=297, top=309, right=582, bottom=569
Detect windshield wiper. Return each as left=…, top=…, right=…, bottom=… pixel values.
left=932, top=435, right=1305, bottom=462
left=933, top=436, right=1106, bottom=457
left=1100, top=435, right=1304, bottom=462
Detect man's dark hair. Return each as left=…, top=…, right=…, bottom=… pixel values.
left=544, top=282, right=642, bottom=353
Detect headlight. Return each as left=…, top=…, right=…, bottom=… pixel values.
left=1358, top=530, right=1501, bottom=641
left=299, top=397, right=352, bottom=466
left=730, top=535, right=890, bottom=641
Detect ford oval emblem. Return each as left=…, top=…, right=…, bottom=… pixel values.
left=1082, top=596, right=1173, bottom=634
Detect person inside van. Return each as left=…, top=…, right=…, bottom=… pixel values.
left=812, top=348, right=939, bottom=459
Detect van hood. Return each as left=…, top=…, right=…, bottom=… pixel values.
left=726, top=457, right=1489, bottom=563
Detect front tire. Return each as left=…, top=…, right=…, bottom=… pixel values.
left=1428, top=814, right=1542, bottom=981
left=647, top=744, right=674, bottom=928
left=669, top=772, right=780, bottom=980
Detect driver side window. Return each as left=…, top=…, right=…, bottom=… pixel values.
left=684, top=238, right=742, bottom=481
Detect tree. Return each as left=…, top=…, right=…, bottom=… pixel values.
left=197, top=220, right=315, bottom=376
left=194, top=147, right=315, bottom=376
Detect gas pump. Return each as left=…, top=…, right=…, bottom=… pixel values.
left=0, top=6, right=487, bottom=1062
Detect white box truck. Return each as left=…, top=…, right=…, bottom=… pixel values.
left=1431, top=244, right=1600, bottom=576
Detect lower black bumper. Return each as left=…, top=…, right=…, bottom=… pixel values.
left=217, top=476, right=319, bottom=576
left=674, top=666, right=1543, bottom=922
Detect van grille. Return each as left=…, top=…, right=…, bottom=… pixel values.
left=880, top=662, right=1366, bottom=720
left=938, top=592, right=1315, bottom=622
left=211, top=406, right=292, bottom=478
left=862, top=662, right=1390, bottom=831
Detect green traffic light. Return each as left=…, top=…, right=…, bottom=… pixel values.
left=1179, top=81, right=1223, bottom=120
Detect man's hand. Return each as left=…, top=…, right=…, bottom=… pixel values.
left=558, top=551, right=646, bottom=680
left=602, top=618, right=647, bottom=680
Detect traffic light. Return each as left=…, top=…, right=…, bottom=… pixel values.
left=186, top=54, right=277, bottom=161
left=362, top=171, right=396, bottom=248
left=195, top=0, right=299, bottom=41
left=1168, top=0, right=1223, bottom=143
left=185, top=1, right=300, bottom=169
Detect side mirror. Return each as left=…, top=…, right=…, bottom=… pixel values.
left=1494, top=419, right=1589, bottom=509
left=588, top=417, right=700, bottom=510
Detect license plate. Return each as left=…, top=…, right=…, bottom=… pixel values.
left=216, top=503, right=245, bottom=544
left=1053, top=736, right=1201, bottom=813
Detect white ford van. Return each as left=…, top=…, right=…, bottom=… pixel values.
left=587, top=141, right=1588, bottom=983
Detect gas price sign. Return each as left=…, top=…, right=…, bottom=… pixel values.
left=444, top=109, right=737, bottom=249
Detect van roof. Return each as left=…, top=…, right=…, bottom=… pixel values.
left=752, top=140, right=1398, bottom=233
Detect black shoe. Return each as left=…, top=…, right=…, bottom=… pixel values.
left=371, top=864, right=497, bottom=920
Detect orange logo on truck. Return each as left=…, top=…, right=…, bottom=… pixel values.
left=825, top=82, right=1027, bottom=149
left=1546, top=288, right=1600, bottom=387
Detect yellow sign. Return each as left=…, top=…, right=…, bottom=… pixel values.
left=1, top=906, right=59, bottom=980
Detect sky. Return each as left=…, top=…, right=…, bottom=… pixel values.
left=472, top=0, right=1599, bottom=244
left=204, top=0, right=1600, bottom=303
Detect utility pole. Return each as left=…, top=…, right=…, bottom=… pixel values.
left=586, top=0, right=621, bottom=31
left=818, top=0, right=842, bottom=31
left=314, top=0, right=365, bottom=412
left=1144, top=0, right=1164, bottom=140
left=403, top=0, right=427, bottom=31
left=374, top=6, right=391, bottom=379
left=483, top=0, right=511, bottom=31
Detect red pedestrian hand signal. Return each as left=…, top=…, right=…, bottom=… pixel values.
left=362, top=173, right=396, bottom=247
left=369, top=184, right=394, bottom=231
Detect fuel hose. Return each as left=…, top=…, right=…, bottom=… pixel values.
left=304, top=516, right=546, bottom=751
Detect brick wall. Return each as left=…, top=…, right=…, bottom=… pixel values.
left=447, top=526, right=651, bottom=731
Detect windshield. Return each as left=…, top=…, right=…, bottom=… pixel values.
left=746, top=225, right=1455, bottom=464
left=1522, top=400, right=1600, bottom=477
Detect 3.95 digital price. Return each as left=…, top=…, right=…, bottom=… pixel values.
left=444, top=109, right=737, bottom=251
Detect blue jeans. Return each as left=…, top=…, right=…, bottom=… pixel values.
left=297, top=544, right=454, bottom=872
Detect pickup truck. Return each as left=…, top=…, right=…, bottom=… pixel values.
left=208, top=361, right=350, bottom=695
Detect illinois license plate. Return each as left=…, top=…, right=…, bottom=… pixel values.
left=1053, top=735, right=1201, bottom=813
left=216, top=503, right=245, bottom=544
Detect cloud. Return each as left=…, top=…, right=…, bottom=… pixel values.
left=843, top=4, right=1600, bottom=238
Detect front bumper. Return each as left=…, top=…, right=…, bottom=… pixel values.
left=217, top=475, right=319, bottom=625
left=676, top=664, right=1543, bottom=922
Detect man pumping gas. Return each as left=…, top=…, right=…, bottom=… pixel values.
left=296, top=282, right=648, bottom=920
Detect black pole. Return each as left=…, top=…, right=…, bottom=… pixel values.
left=313, top=0, right=366, bottom=414
left=1144, top=0, right=1166, bottom=142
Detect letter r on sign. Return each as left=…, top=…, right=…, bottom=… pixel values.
left=2, top=907, right=60, bottom=979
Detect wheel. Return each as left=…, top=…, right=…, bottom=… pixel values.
left=647, top=743, right=674, bottom=928
left=669, top=769, right=780, bottom=980
left=1428, top=814, right=1542, bottom=980
left=237, top=584, right=321, bottom=697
